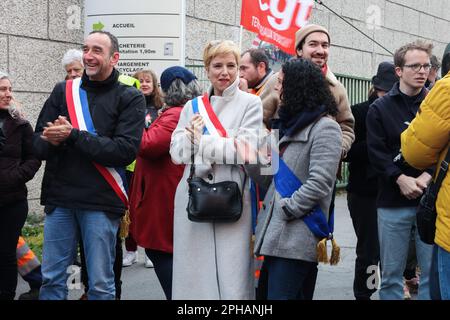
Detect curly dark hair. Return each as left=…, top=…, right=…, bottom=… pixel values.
left=280, top=59, right=337, bottom=117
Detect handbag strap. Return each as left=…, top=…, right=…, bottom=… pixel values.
left=187, top=95, right=248, bottom=193
left=425, top=142, right=450, bottom=205
left=187, top=137, right=248, bottom=199
left=188, top=143, right=196, bottom=182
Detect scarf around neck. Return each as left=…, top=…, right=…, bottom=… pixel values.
left=273, top=104, right=327, bottom=140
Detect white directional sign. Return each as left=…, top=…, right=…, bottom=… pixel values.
left=85, top=0, right=185, bottom=77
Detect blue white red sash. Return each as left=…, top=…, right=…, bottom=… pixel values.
left=274, top=153, right=334, bottom=239
left=191, top=94, right=261, bottom=233
left=65, top=78, right=129, bottom=207
left=191, top=94, right=228, bottom=138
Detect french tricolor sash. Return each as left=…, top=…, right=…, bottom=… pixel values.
left=274, top=153, right=334, bottom=239
left=192, top=94, right=261, bottom=234
left=191, top=93, right=228, bottom=138
left=65, top=78, right=129, bottom=207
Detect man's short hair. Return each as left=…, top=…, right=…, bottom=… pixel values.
left=242, top=48, right=269, bottom=71
left=0, top=71, right=9, bottom=80
left=89, top=30, right=119, bottom=56
left=62, top=49, right=83, bottom=68
left=393, top=40, right=433, bottom=68
left=430, top=55, right=441, bottom=70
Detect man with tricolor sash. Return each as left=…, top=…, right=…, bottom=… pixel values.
left=33, top=31, right=145, bottom=300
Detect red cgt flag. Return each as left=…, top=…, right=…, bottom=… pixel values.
left=240, top=0, right=314, bottom=55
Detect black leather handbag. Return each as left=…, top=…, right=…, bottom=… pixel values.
left=186, top=161, right=245, bottom=223
left=416, top=145, right=450, bottom=245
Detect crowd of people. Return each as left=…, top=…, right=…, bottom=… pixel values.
left=0, top=23, right=449, bottom=301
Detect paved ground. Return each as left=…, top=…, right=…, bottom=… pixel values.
left=15, top=193, right=388, bottom=300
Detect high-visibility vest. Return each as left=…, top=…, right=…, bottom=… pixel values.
left=119, top=74, right=140, bottom=174
left=16, top=236, right=40, bottom=276
left=118, top=74, right=141, bottom=90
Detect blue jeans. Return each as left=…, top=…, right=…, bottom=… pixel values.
left=378, top=207, right=433, bottom=300
left=39, top=207, right=120, bottom=300
left=431, top=244, right=450, bottom=300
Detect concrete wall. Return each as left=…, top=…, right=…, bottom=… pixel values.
left=185, top=0, right=450, bottom=78
left=1, top=0, right=448, bottom=215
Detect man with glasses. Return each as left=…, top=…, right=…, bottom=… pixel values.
left=366, top=40, right=434, bottom=300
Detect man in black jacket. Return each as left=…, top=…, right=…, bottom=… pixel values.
left=345, top=61, right=397, bottom=300
left=34, top=31, right=145, bottom=300
left=366, top=40, right=434, bottom=300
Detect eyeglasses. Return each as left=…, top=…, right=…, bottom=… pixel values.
left=403, top=63, right=432, bottom=73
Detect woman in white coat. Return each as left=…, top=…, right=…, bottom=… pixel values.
left=170, top=40, right=263, bottom=299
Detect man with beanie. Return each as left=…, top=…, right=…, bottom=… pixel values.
left=345, top=61, right=397, bottom=300
left=295, top=24, right=354, bottom=157
left=293, top=24, right=355, bottom=260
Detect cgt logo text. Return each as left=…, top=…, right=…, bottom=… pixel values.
left=258, top=0, right=314, bottom=31
left=177, top=304, right=273, bottom=318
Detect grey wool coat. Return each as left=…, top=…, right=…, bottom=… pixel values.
left=169, top=77, right=263, bottom=300
left=248, top=116, right=342, bottom=262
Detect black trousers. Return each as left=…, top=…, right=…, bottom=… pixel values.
left=347, top=192, right=380, bottom=300
left=263, top=255, right=318, bottom=300
left=0, top=200, right=28, bottom=300
left=403, top=227, right=418, bottom=280
left=145, top=249, right=173, bottom=300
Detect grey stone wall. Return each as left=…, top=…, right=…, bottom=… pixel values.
left=186, top=0, right=450, bottom=78
left=1, top=0, right=84, bottom=215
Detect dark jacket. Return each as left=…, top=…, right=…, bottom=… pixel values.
left=0, top=110, right=41, bottom=206
left=345, top=95, right=378, bottom=196
left=366, top=82, right=428, bottom=208
left=144, top=95, right=159, bottom=128
left=33, top=70, right=145, bottom=215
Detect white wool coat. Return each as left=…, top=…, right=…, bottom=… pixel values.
left=169, top=77, right=263, bottom=299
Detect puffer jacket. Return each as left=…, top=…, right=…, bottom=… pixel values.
left=401, top=72, right=450, bottom=252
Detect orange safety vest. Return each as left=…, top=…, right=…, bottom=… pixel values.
left=16, top=236, right=40, bottom=276
left=248, top=82, right=267, bottom=97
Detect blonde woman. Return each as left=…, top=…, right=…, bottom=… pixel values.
left=170, top=40, right=263, bottom=299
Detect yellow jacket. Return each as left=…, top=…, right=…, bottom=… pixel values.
left=401, top=73, right=450, bottom=252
